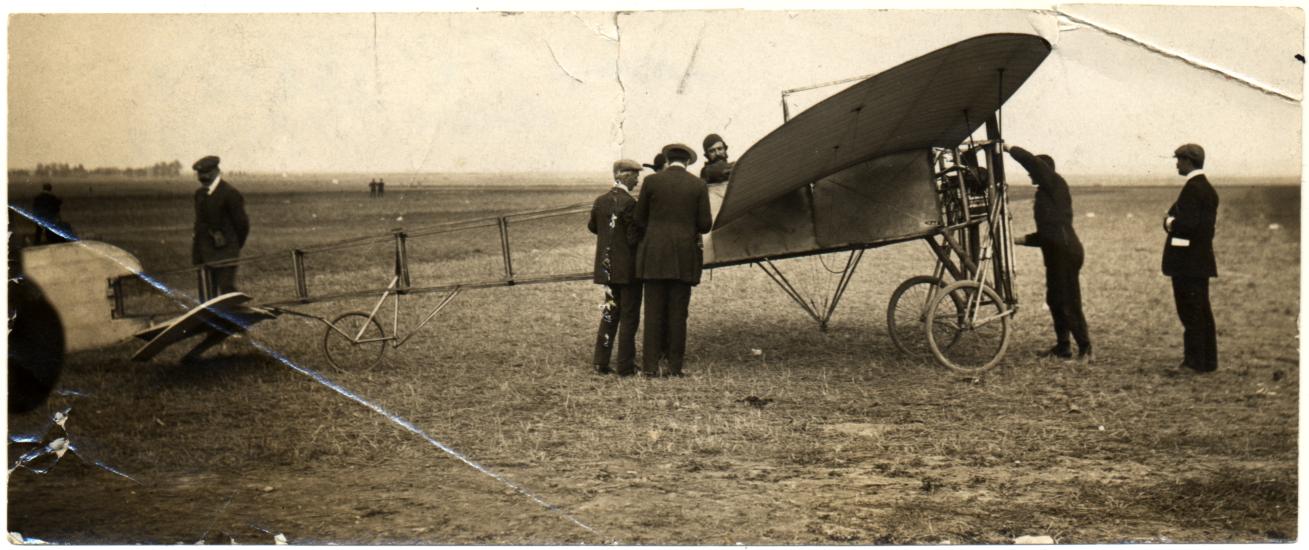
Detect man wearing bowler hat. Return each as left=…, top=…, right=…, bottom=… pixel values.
left=588, top=159, right=645, bottom=376
left=633, top=143, right=712, bottom=377
left=191, top=155, right=250, bottom=297
left=1163, top=143, right=1219, bottom=373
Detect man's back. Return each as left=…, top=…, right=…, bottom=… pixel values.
left=32, top=192, right=61, bottom=219
left=634, top=166, right=712, bottom=284
left=588, top=187, right=638, bottom=284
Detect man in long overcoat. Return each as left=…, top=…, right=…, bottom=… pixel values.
left=1006, top=145, right=1092, bottom=361
left=588, top=159, right=644, bottom=376
left=1163, top=143, right=1219, bottom=373
left=191, top=155, right=250, bottom=297
left=633, top=143, right=712, bottom=377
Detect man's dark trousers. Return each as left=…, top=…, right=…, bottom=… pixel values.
left=593, top=282, right=642, bottom=374
left=209, top=266, right=239, bottom=297
left=642, top=280, right=692, bottom=376
left=1172, top=276, right=1216, bottom=372
left=1044, top=244, right=1089, bottom=351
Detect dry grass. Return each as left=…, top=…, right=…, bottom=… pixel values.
left=7, top=182, right=1298, bottom=544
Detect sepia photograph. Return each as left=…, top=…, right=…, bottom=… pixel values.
left=6, top=2, right=1302, bottom=544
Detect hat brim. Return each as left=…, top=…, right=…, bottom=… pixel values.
left=661, top=144, right=698, bottom=165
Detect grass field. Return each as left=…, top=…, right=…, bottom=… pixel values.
left=6, top=178, right=1299, bottom=544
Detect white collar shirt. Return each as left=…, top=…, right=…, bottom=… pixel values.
left=207, top=175, right=223, bottom=195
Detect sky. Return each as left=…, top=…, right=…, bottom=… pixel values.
left=6, top=4, right=1303, bottom=179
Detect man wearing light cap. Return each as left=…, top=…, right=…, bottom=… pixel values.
left=588, top=159, right=645, bottom=376
left=191, top=155, right=250, bottom=297
left=1162, top=143, right=1219, bottom=373
left=634, top=143, right=712, bottom=377
left=699, top=134, right=732, bottom=185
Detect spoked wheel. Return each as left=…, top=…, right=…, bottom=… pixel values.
left=925, top=281, right=1011, bottom=373
left=887, top=275, right=963, bottom=355
left=322, top=312, right=388, bottom=371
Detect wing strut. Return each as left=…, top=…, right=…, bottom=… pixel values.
left=754, top=249, right=864, bottom=332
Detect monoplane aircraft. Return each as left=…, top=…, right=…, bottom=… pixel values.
left=18, top=33, right=1053, bottom=390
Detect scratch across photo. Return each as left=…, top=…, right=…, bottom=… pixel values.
left=6, top=6, right=1301, bottom=545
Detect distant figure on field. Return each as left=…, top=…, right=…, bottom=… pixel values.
left=1163, top=143, right=1219, bottom=373
left=31, top=183, right=66, bottom=245
left=633, top=143, right=712, bottom=378
left=377, top=178, right=386, bottom=197
left=588, top=159, right=645, bottom=376
left=191, top=156, right=250, bottom=297
left=369, top=179, right=378, bottom=197
left=1005, top=145, right=1092, bottom=362
left=699, top=134, right=733, bottom=184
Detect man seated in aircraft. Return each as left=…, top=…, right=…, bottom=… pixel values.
left=700, top=135, right=733, bottom=219
left=587, top=159, right=644, bottom=377
left=700, top=134, right=733, bottom=184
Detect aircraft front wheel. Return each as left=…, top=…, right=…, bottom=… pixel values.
left=925, top=281, right=1011, bottom=374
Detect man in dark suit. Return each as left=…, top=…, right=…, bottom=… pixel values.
left=31, top=183, right=64, bottom=245
left=1005, top=145, right=1092, bottom=361
left=634, top=143, right=712, bottom=377
left=1163, top=143, right=1219, bottom=373
left=191, top=155, right=250, bottom=297
left=588, top=159, right=645, bottom=376
left=699, top=134, right=732, bottom=184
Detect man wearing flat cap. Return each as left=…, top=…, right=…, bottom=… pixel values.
left=699, top=134, right=732, bottom=185
left=588, top=159, right=645, bottom=376
left=1163, top=143, right=1219, bottom=373
left=191, top=155, right=250, bottom=297
left=633, top=143, right=712, bottom=377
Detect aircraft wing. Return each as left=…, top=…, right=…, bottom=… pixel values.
left=714, top=33, right=1052, bottom=228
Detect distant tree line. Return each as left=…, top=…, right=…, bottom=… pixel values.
left=19, top=160, right=184, bottom=178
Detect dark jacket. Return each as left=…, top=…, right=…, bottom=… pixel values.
left=634, top=165, right=712, bottom=284
left=192, top=179, right=250, bottom=265
left=700, top=160, right=732, bottom=184
left=1010, top=147, right=1082, bottom=263
left=31, top=192, right=62, bottom=221
left=1162, top=173, right=1218, bottom=278
left=588, top=186, right=640, bottom=284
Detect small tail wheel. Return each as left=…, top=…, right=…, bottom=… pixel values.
left=322, top=312, right=387, bottom=371
left=925, top=280, right=1011, bottom=373
left=888, top=275, right=963, bottom=356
